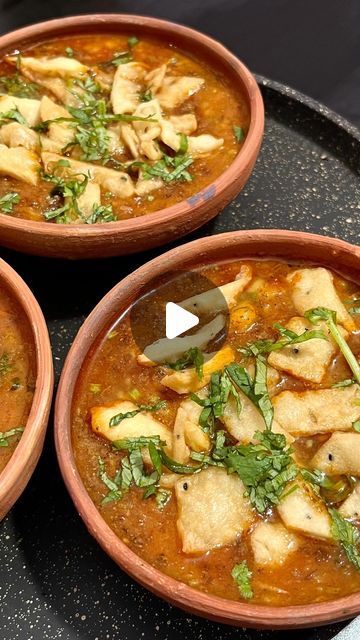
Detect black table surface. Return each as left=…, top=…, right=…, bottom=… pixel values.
left=0, top=3, right=359, bottom=640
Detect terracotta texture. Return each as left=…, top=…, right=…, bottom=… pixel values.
left=0, top=258, right=53, bottom=520
left=0, top=14, right=264, bottom=259
left=55, top=229, right=360, bottom=628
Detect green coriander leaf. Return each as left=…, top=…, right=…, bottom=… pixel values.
left=223, top=430, right=297, bottom=513
left=0, top=427, right=24, bottom=448
left=353, top=420, right=360, bottom=432
left=139, top=89, right=153, bottom=102
left=109, top=400, right=166, bottom=427
left=305, top=307, right=360, bottom=385
left=226, top=357, right=273, bottom=430
left=0, top=73, right=39, bottom=98
left=155, top=489, right=172, bottom=511
left=332, top=379, right=355, bottom=388
left=113, top=435, right=163, bottom=451
left=159, top=448, right=202, bottom=474
left=0, top=107, right=27, bottom=127
left=330, top=508, right=360, bottom=571
left=233, top=126, right=245, bottom=143
left=168, top=347, right=204, bottom=379
left=0, top=353, right=11, bottom=376
left=110, top=51, right=133, bottom=66
left=231, top=561, right=253, bottom=599
left=0, top=192, right=20, bottom=214
left=239, top=323, right=327, bottom=357
left=85, top=203, right=116, bottom=224
left=65, top=47, right=74, bottom=58
left=128, top=36, right=139, bottom=47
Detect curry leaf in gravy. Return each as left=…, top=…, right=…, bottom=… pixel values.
left=0, top=427, right=24, bottom=448
left=226, top=357, right=274, bottom=430
left=305, top=307, right=360, bottom=385
left=0, top=192, right=20, bottom=214
left=168, top=347, right=204, bottom=380
left=231, top=561, right=253, bottom=599
left=330, top=509, right=360, bottom=572
left=109, top=400, right=167, bottom=427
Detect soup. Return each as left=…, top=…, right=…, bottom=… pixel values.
left=0, top=33, right=248, bottom=224
left=72, top=260, right=360, bottom=606
left=0, top=282, right=36, bottom=474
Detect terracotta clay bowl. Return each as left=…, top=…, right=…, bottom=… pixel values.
left=0, top=14, right=264, bottom=259
left=0, top=258, right=53, bottom=520
left=55, top=229, right=360, bottom=628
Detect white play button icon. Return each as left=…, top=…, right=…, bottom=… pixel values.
left=165, top=302, right=199, bottom=340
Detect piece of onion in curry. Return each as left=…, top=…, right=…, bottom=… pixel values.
left=72, top=261, right=360, bottom=606
left=0, top=283, right=36, bottom=474
left=0, top=34, right=248, bottom=224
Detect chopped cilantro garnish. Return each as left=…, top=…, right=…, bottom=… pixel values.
left=191, top=368, right=241, bottom=435
left=109, top=400, right=166, bottom=427
left=42, top=164, right=89, bottom=223
left=0, top=107, right=27, bottom=127
left=139, top=89, right=153, bottom=102
left=233, top=125, right=245, bottom=143
left=0, top=427, right=24, bottom=448
left=305, top=307, right=360, bottom=385
left=85, top=203, right=116, bottom=224
left=231, top=561, right=253, bottom=599
left=0, top=353, right=11, bottom=376
left=238, top=322, right=327, bottom=357
left=226, top=357, right=274, bottom=430
left=128, top=36, right=139, bottom=47
left=0, top=192, right=20, bottom=214
left=330, top=508, right=360, bottom=572
left=65, top=47, right=74, bottom=58
left=168, top=347, right=204, bottom=380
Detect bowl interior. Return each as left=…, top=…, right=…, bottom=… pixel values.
left=55, top=230, right=360, bottom=629
left=0, top=258, right=53, bottom=519
left=0, top=14, right=264, bottom=257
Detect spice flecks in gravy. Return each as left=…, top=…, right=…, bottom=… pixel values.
left=0, top=34, right=248, bottom=224
left=72, top=260, right=360, bottom=606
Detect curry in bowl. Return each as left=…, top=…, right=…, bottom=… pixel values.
left=0, top=33, right=248, bottom=224
left=0, top=280, right=36, bottom=474
left=72, top=259, right=360, bottom=606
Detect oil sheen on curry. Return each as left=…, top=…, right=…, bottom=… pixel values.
left=72, top=260, right=360, bottom=606
left=0, top=34, right=247, bottom=224
left=0, top=283, right=35, bottom=474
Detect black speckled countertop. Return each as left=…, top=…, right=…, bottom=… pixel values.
left=0, top=77, right=359, bottom=640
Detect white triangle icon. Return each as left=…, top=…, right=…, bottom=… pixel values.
left=165, top=302, right=199, bottom=340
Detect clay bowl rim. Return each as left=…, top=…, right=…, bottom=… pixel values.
left=0, top=257, right=53, bottom=517
left=55, top=229, right=360, bottom=628
left=0, top=13, right=264, bottom=240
